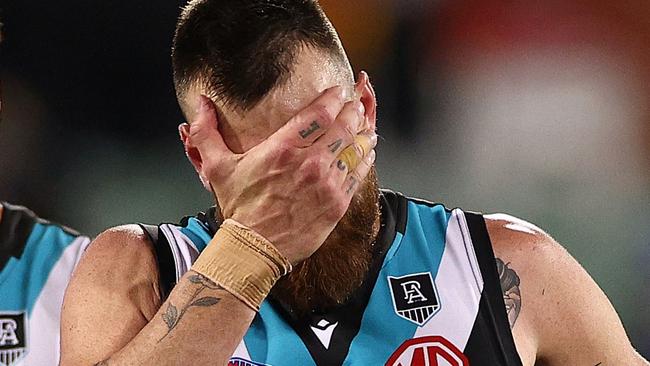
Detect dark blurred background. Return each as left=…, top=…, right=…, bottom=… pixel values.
left=1, top=0, right=648, bottom=357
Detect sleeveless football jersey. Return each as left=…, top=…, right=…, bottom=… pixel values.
left=141, top=190, right=522, bottom=365
left=0, top=202, right=90, bottom=366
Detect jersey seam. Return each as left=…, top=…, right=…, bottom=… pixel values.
left=455, top=210, right=484, bottom=296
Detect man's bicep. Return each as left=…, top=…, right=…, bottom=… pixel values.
left=61, top=226, right=162, bottom=365
left=532, top=239, right=647, bottom=365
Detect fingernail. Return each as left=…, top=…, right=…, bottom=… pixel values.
left=356, top=101, right=365, bottom=116
left=369, top=133, right=378, bottom=147
left=341, top=85, right=355, bottom=102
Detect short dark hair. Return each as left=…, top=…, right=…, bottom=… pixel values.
left=172, top=0, right=345, bottom=112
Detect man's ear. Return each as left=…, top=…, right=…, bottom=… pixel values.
left=179, top=123, right=211, bottom=190
left=356, top=71, right=377, bottom=131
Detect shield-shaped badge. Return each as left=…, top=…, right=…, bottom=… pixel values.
left=387, top=272, right=440, bottom=326
left=0, top=311, right=27, bottom=366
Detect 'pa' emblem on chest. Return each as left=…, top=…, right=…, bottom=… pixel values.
left=388, top=272, right=440, bottom=326
left=0, top=311, right=28, bottom=366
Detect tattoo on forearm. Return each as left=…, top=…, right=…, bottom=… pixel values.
left=328, top=138, right=343, bottom=153
left=94, top=361, right=109, bottom=366
left=495, top=258, right=521, bottom=328
left=158, top=274, right=223, bottom=342
left=299, top=121, right=320, bottom=139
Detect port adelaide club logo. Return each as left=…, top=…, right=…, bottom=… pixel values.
left=388, top=272, right=440, bottom=326
left=0, top=312, right=27, bottom=366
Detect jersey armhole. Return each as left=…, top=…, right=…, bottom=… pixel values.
left=464, top=212, right=523, bottom=366
left=138, top=224, right=176, bottom=301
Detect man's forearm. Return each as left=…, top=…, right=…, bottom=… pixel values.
left=65, top=271, right=255, bottom=366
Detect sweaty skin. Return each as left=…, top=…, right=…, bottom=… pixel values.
left=486, top=215, right=648, bottom=366
left=61, top=47, right=648, bottom=365
left=61, top=63, right=378, bottom=365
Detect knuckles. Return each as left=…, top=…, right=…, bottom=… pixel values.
left=328, top=196, right=350, bottom=221
left=297, top=156, right=326, bottom=184
left=271, top=142, right=297, bottom=166
left=311, top=104, right=335, bottom=127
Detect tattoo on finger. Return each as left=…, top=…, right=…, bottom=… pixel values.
left=336, top=160, right=347, bottom=171
left=299, top=121, right=321, bottom=139
left=346, top=176, right=358, bottom=195
left=328, top=138, right=343, bottom=153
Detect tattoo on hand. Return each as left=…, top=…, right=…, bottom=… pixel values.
left=346, top=176, right=358, bottom=195
left=158, top=274, right=223, bottom=342
left=299, top=121, right=321, bottom=139
left=496, top=258, right=521, bottom=328
left=328, top=139, right=343, bottom=153
left=337, top=160, right=347, bottom=171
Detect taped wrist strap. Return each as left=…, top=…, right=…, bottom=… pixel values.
left=191, top=219, right=292, bottom=311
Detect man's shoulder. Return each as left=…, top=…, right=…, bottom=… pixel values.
left=79, top=225, right=160, bottom=287
left=483, top=213, right=564, bottom=264
left=87, top=224, right=154, bottom=260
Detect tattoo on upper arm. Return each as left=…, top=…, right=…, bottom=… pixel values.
left=158, top=274, right=223, bottom=342
left=495, top=258, right=521, bottom=328
left=299, top=121, right=321, bottom=139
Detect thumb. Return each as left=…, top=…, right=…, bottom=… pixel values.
left=188, top=95, right=233, bottom=158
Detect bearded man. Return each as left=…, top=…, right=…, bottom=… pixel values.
left=61, top=1, right=648, bottom=365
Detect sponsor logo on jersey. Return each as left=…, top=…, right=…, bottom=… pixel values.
left=385, top=336, right=469, bottom=366
left=227, top=357, right=269, bottom=366
left=310, top=318, right=338, bottom=349
left=0, top=312, right=27, bottom=366
left=387, top=272, right=440, bottom=326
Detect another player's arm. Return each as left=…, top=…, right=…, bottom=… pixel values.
left=485, top=214, right=649, bottom=366
left=61, top=226, right=255, bottom=365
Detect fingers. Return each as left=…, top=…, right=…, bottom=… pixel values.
left=335, top=132, right=377, bottom=172
left=343, top=148, right=376, bottom=196
left=188, top=95, right=233, bottom=159
left=272, top=86, right=349, bottom=147
left=330, top=131, right=377, bottom=189
left=312, top=99, right=366, bottom=158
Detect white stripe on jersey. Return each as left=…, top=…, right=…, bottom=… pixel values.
left=160, top=225, right=201, bottom=283
left=414, top=209, right=484, bottom=349
left=159, top=224, right=252, bottom=361
left=21, top=236, right=89, bottom=365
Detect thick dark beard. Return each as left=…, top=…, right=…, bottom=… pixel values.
left=270, top=168, right=381, bottom=316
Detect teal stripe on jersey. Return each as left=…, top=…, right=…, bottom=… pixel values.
left=343, top=202, right=450, bottom=365
left=0, top=223, right=77, bottom=314
left=245, top=302, right=315, bottom=366
left=179, top=218, right=212, bottom=252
